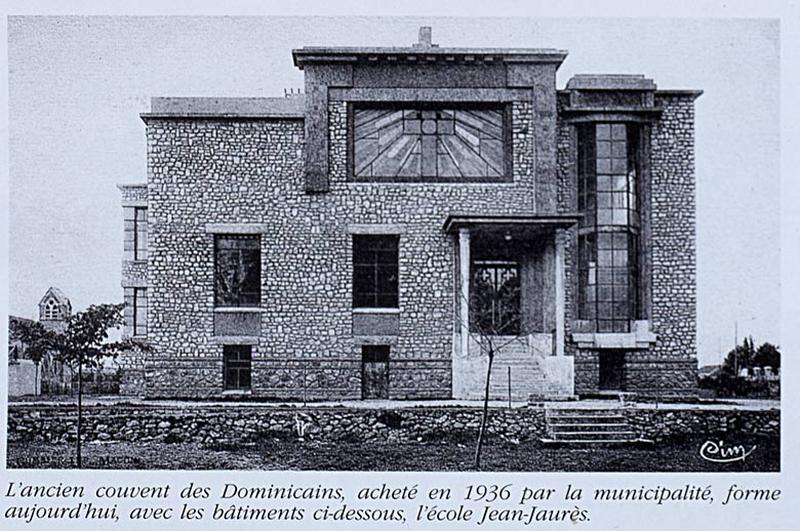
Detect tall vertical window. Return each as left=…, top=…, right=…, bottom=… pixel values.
left=577, top=123, right=640, bottom=333
left=223, top=345, right=252, bottom=391
left=353, top=235, right=399, bottom=308
left=470, top=260, right=521, bottom=335
left=214, top=235, right=261, bottom=307
left=132, top=287, right=147, bottom=337
left=133, top=207, right=148, bottom=260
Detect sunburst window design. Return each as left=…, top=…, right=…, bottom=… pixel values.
left=352, top=106, right=507, bottom=179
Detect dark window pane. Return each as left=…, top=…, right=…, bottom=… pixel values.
left=353, top=235, right=399, bottom=308
left=470, top=261, right=520, bottom=335
left=223, top=345, right=252, bottom=390
left=362, top=345, right=390, bottom=363
left=215, top=236, right=261, bottom=307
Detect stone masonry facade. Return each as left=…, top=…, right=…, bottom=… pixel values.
left=119, top=29, right=700, bottom=400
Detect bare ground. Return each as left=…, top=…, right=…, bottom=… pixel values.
left=7, top=434, right=779, bottom=472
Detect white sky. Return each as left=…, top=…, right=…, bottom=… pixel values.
left=6, top=16, right=780, bottom=366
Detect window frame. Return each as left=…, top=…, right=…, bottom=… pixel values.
left=43, top=299, right=59, bottom=320
left=347, top=102, right=513, bottom=183
left=352, top=234, right=400, bottom=309
left=470, top=259, right=522, bottom=336
left=214, top=234, right=262, bottom=308
left=132, top=287, right=147, bottom=337
left=577, top=122, right=642, bottom=333
left=133, top=207, right=148, bottom=261
left=223, top=345, right=252, bottom=391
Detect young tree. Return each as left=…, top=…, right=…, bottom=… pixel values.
left=457, top=266, right=524, bottom=470
left=55, top=304, right=135, bottom=468
left=16, top=303, right=136, bottom=467
left=9, top=320, right=56, bottom=396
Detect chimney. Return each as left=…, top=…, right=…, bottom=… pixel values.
left=414, top=26, right=435, bottom=48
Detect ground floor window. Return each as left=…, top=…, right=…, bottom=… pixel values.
left=470, top=260, right=521, bottom=335
left=353, top=235, right=399, bottom=308
left=132, top=287, right=148, bottom=337
left=361, top=345, right=389, bottom=399
left=223, top=345, right=252, bottom=391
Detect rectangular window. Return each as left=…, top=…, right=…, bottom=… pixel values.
left=353, top=235, right=399, bottom=308
left=352, top=104, right=508, bottom=180
left=470, top=260, right=521, bottom=335
left=133, top=207, right=148, bottom=260
left=214, top=235, right=261, bottom=307
left=223, top=345, right=252, bottom=391
left=132, top=288, right=147, bottom=337
left=577, top=123, right=640, bottom=332
left=361, top=345, right=390, bottom=399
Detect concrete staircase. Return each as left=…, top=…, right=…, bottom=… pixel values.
left=542, top=406, right=650, bottom=445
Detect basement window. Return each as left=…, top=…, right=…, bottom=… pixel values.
left=223, top=345, right=252, bottom=391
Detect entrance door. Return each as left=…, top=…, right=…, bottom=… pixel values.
left=598, top=350, right=625, bottom=391
left=361, top=345, right=389, bottom=399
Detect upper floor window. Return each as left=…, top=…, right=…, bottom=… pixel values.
left=577, top=123, right=641, bottom=333
left=352, top=104, right=509, bottom=181
left=43, top=299, right=60, bottom=320
left=133, top=207, right=148, bottom=260
left=215, top=235, right=261, bottom=308
left=353, top=235, right=399, bottom=308
left=124, top=206, right=148, bottom=260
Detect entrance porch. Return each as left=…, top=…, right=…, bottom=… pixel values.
left=444, top=215, right=579, bottom=400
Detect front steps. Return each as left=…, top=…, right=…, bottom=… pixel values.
left=542, top=406, right=652, bottom=445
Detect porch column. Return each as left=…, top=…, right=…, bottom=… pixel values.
left=555, top=229, right=565, bottom=357
left=458, top=228, right=471, bottom=358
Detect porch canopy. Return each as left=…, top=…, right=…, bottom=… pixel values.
left=444, top=213, right=580, bottom=358
left=442, top=213, right=581, bottom=235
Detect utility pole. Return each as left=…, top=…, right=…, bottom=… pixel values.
left=734, top=320, right=738, bottom=377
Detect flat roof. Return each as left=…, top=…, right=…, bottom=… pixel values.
left=141, top=96, right=305, bottom=119
left=293, top=46, right=568, bottom=68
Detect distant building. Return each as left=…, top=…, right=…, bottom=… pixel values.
left=7, top=287, right=73, bottom=396
left=119, top=28, right=700, bottom=400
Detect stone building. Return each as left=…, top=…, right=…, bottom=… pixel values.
left=7, top=287, right=73, bottom=396
left=119, top=28, right=700, bottom=400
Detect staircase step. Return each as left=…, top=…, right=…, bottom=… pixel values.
left=548, top=415, right=626, bottom=422
left=552, top=430, right=636, bottom=437
left=541, top=438, right=653, bottom=445
left=542, top=406, right=645, bottom=445
left=550, top=423, right=629, bottom=431
left=548, top=409, right=623, bottom=416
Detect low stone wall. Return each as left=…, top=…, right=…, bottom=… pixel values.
left=626, top=408, right=780, bottom=441
left=7, top=404, right=545, bottom=446
left=7, top=403, right=779, bottom=447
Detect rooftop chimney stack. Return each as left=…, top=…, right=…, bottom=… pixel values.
left=414, top=26, right=435, bottom=48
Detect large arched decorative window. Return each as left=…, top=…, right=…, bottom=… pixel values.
left=577, top=123, right=641, bottom=333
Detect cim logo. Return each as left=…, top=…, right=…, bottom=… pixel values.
left=699, top=440, right=757, bottom=463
